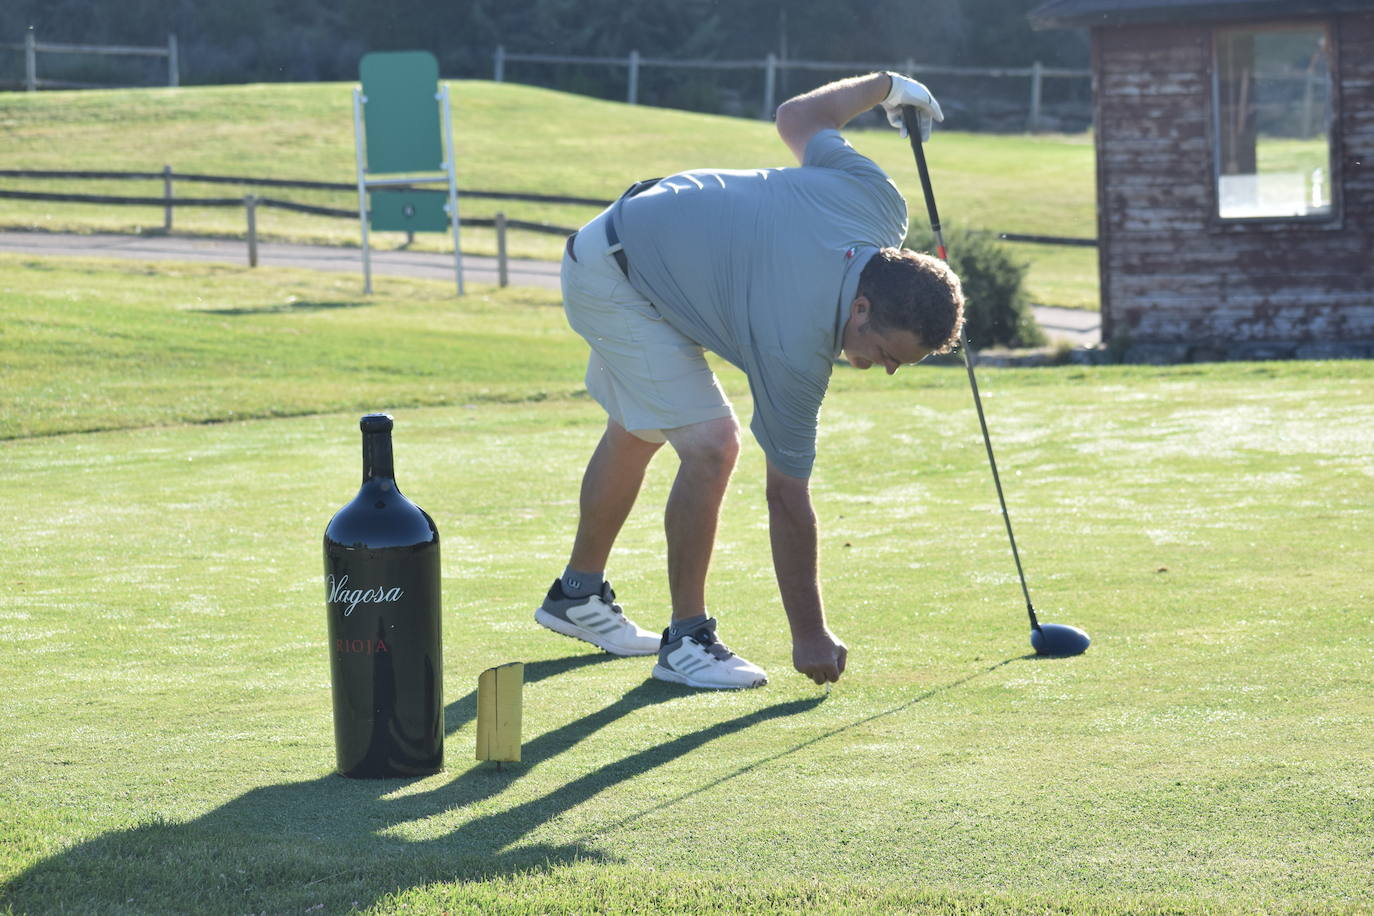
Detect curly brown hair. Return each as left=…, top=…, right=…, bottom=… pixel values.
left=858, top=248, right=965, bottom=355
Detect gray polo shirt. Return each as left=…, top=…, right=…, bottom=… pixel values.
left=614, top=129, right=908, bottom=478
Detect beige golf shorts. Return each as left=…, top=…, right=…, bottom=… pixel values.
left=561, top=207, right=734, bottom=443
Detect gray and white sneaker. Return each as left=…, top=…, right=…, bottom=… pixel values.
left=652, top=618, right=768, bottom=690
left=535, top=580, right=660, bottom=656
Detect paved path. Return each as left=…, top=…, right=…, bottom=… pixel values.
left=1, top=230, right=1099, bottom=346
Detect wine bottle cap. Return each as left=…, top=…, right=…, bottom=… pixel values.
left=360, top=413, right=394, bottom=434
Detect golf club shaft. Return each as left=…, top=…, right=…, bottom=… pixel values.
left=901, top=106, right=1040, bottom=631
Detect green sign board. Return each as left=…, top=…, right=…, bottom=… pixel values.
left=359, top=51, right=444, bottom=175
left=370, top=189, right=450, bottom=233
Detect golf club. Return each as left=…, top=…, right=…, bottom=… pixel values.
left=901, top=105, right=1089, bottom=657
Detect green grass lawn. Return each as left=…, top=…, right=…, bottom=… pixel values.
left=2, top=260, right=1372, bottom=914
left=0, top=81, right=1100, bottom=309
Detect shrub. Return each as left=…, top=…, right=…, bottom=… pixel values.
left=905, top=226, right=1045, bottom=349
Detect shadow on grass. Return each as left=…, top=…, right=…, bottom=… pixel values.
left=0, top=651, right=823, bottom=912
left=191, top=300, right=373, bottom=315
left=570, top=655, right=1030, bottom=843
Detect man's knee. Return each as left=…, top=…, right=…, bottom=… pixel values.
left=668, top=417, right=741, bottom=477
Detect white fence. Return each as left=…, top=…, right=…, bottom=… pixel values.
left=2, top=28, right=178, bottom=90
left=493, top=46, right=1090, bottom=132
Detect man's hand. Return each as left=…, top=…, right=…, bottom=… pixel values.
left=880, top=72, right=944, bottom=141
left=792, top=627, right=848, bottom=685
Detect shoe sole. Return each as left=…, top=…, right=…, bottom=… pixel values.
left=651, top=663, right=768, bottom=690
left=534, top=607, right=658, bottom=657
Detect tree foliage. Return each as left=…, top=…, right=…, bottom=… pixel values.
left=2, top=0, right=1086, bottom=99
left=907, top=226, right=1046, bottom=349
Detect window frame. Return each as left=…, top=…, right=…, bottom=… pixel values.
left=1209, top=18, right=1342, bottom=229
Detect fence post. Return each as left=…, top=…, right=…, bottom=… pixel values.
left=494, top=45, right=505, bottom=82
left=1028, top=61, right=1043, bottom=133
left=162, top=165, right=174, bottom=232
left=628, top=50, right=639, bottom=105
left=167, top=34, right=179, bottom=87
left=495, top=212, right=508, bottom=288
left=245, top=195, right=258, bottom=267
left=762, top=52, right=776, bottom=120
left=24, top=27, right=36, bottom=92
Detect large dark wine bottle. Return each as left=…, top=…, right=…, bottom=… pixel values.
left=323, top=413, right=442, bottom=778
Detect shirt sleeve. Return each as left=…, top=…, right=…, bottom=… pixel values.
left=747, top=354, right=832, bottom=479
left=804, top=129, right=891, bottom=183
left=802, top=129, right=907, bottom=243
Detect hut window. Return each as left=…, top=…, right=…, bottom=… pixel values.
left=1213, top=24, right=1333, bottom=220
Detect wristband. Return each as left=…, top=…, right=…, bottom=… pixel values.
left=881, top=71, right=905, bottom=108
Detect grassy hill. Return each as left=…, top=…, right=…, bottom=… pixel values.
left=0, top=80, right=1099, bottom=308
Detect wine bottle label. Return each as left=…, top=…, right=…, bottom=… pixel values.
left=335, top=637, right=390, bottom=654
left=326, top=573, right=404, bottom=617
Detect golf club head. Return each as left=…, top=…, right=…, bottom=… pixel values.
left=1030, top=623, right=1090, bottom=656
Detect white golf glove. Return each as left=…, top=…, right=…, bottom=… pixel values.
left=881, top=72, right=944, bottom=141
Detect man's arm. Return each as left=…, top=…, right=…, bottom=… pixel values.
left=766, top=459, right=848, bottom=684
left=775, top=73, right=892, bottom=164
left=775, top=72, right=945, bottom=164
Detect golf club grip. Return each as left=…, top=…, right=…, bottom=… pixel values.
left=901, top=106, right=945, bottom=259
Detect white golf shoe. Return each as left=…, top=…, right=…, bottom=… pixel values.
left=651, top=618, right=768, bottom=690
left=535, top=579, right=660, bottom=656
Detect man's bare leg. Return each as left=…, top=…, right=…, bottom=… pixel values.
left=568, top=419, right=663, bottom=575
left=536, top=419, right=664, bottom=658
left=649, top=415, right=767, bottom=690
left=663, top=416, right=741, bottom=622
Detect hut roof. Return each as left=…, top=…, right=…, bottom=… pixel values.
left=1030, top=0, right=1374, bottom=29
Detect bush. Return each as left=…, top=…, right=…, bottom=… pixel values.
left=905, top=226, right=1045, bottom=349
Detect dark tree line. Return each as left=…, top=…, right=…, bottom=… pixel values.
left=3, top=0, right=1086, bottom=118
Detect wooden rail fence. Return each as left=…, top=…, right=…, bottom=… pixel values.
left=493, top=46, right=1090, bottom=132
left=0, top=168, right=593, bottom=280
left=2, top=28, right=178, bottom=91
left=0, top=168, right=1095, bottom=277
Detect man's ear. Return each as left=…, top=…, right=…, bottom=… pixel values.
left=850, top=295, right=870, bottom=321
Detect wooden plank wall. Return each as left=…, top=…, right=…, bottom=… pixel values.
left=1094, top=14, right=1374, bottom=356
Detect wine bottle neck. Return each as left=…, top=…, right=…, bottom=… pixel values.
left=362, top=431, right=396, bottom=482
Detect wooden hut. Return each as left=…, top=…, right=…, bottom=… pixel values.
left=1030, top=0, right=1374, bottom=361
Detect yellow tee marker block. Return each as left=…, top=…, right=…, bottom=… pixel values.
left=476, top=662, right=523, bottom=764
